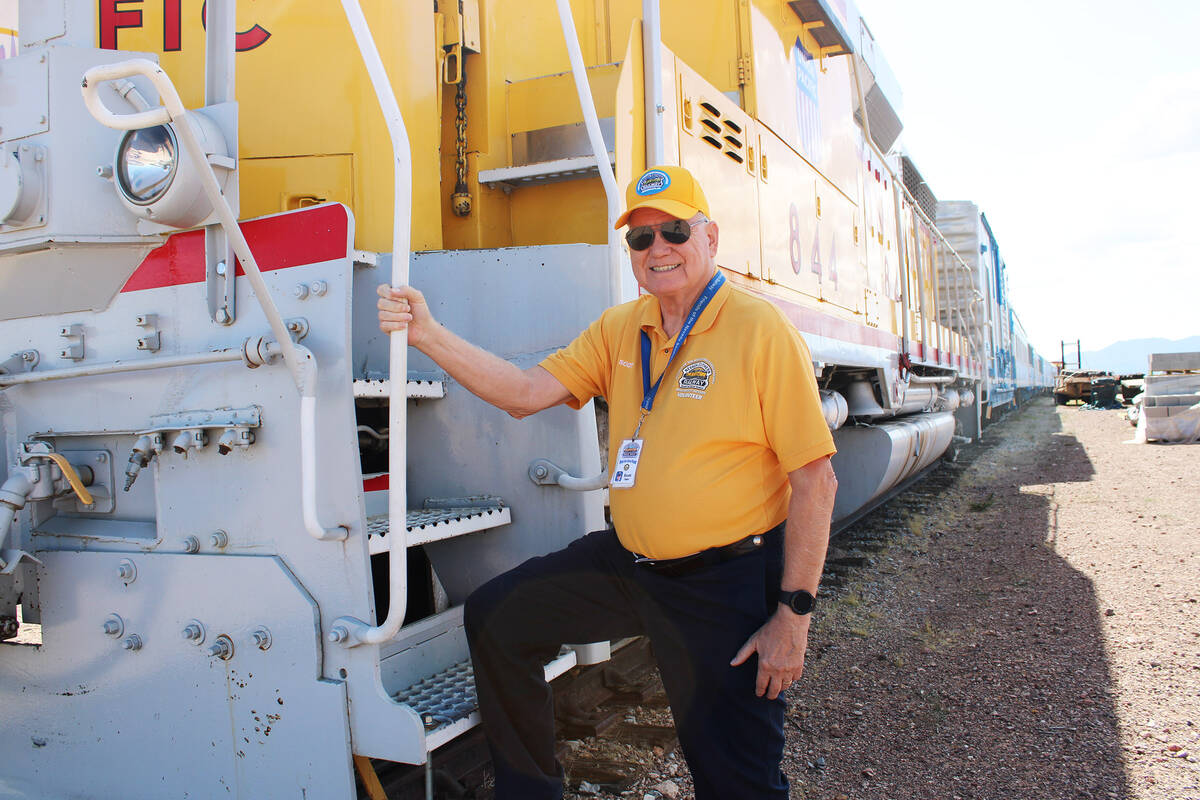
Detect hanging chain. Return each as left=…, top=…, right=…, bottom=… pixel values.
left=451, top=58, right=472, bottom=217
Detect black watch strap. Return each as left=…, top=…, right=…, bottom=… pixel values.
left=778, top=589, right=816, bottom=616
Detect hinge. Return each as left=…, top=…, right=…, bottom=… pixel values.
left=736, top=55, right=753, bottom=86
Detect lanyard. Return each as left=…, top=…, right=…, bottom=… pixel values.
left=633, top=270, right=725, bottom=438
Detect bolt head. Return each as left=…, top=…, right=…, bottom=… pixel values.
left=327, top=626, right=348, bottom=644
left=103, top=620, right=121, bottom=636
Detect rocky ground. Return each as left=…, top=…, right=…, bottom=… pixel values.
left=560, top=397, right=1200, bottom=800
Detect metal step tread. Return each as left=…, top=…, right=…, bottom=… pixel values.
left=366, top=503, right=511, bottom=552
left=353, top=378, right=445, bottom=400
left=477, top=153, right=616, bottom=189
left=393, top=650, right=579, bottom=751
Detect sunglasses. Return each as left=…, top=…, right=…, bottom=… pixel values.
left=625, top=218, right=706, bottom=251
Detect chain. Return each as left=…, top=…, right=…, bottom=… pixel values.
left=451, top=59, right=471, bottom=217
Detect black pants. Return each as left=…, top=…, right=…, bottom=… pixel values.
left=463, top=527, right=789, bottom=800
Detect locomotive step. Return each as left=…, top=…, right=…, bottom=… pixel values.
left=353, top=377, right=445, bottom=400
left=394, top=649, right=578, bottom=752
left=366, top=502, right=512, bottom=553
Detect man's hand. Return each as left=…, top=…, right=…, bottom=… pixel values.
left=377, top=284, right=438, bottom=349
left=730, top=607, right=811, bottom=699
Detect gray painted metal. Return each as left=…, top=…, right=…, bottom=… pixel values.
left=352, top=245, right=611, bottom=606
left=0, top=551, right=355, bottom=799
left=829, top=411, right=955, bottom=524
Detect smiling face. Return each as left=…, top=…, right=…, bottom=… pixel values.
left=627, top=207, right=720, bottom=311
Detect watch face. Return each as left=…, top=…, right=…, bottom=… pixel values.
left=785, top=590, right=815, bottom=615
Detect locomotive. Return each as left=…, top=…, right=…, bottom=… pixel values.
left=0, top=1, right=1051, bottom=796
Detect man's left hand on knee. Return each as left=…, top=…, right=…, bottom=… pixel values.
left=730, top=610, right=811, bottom=699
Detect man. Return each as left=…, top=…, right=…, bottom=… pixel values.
left=378, top=165, right=837, bottom=799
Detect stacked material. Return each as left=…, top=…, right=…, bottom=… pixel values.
left=1134, top=352, right=1200, bottom=443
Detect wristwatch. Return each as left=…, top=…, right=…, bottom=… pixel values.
left=778, top=589, right=816, bottom=616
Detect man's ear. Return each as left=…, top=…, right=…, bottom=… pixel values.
left=705, top=220, right=719, bottom=257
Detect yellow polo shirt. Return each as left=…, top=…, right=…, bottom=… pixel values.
left=540, top=279, right=836, bottom=559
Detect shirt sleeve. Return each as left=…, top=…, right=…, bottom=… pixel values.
left=757, top=312, right=837, bottom=472
left=538, top=312, right=613, bottom=410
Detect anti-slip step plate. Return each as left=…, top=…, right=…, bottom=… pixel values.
left=366, top=504, right=511, bottom=552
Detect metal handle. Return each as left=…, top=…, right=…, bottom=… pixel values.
left=528, top=458, right=609, bottom=492
left=80, top=58, right=180, bottom=131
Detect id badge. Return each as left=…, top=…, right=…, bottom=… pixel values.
left=610, top=438, right=644, bottom=489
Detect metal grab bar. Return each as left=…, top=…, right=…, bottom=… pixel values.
left=80, top=59, right=347, bottom=542
left=328, top=0, right=413, bottom=648
left=554, top=0, right=626, bottom=308
left=528, top=459, right=609, bottom=492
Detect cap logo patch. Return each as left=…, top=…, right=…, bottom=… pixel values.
left=677, top=359, right=714, bottom=399
left=635, top=169, right=671, bottom=196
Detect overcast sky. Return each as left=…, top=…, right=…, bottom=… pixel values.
left=853, top=0, right=1199, bottom=357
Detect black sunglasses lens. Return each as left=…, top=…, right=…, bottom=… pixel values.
left=660, top=219, right=692, bottom=244
left=626, top=220, right=694, bottom=250
left=626, top=227, right=655, bottom=251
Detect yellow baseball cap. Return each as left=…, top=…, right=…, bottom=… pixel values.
left=613, top=165, right=710, bottom=229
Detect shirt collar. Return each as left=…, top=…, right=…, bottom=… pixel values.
left=637, top=277, right=732, bottom=343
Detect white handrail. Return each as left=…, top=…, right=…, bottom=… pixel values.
left=328, top=0, right=412, bottom=648
left=554, top=0, right=625, bottom=308
left=80, top=58, right=347, bottom=542
left=642, top=0, right=665, bottom=166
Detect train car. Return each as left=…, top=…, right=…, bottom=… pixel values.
left=0, top=1, right=1051, bottom=796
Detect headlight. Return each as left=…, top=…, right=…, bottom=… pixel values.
left=116, top=125, right=178, bottom=206
left=108, top=110, right=228, bottom=229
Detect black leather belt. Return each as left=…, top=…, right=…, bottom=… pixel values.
left=633, top=523, right=783, bottom=578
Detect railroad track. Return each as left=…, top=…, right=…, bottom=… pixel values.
left=358, top=410, right=1019, bottom=799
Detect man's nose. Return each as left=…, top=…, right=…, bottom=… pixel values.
left=648, top=231, right=675, bottom=256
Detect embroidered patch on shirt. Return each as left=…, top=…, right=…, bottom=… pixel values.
left=677, top=359, right=714, bottom=399
left=618, top=359, right=634, bottom=368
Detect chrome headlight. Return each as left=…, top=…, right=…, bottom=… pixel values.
left=115, top=125, right=178, bottom=206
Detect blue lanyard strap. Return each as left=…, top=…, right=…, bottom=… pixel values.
left=639, top=270, right=725, bottom=418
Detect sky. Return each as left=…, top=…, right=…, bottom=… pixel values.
left=852, top=0, right=1200, bottom=357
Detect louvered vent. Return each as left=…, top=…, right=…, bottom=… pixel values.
left=698, top=100, right=747, bottom=165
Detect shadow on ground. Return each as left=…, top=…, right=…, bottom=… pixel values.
left=792, top=398, right=1131, bottom=800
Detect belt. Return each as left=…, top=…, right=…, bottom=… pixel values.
left=633, top=523, right=783, bottom=578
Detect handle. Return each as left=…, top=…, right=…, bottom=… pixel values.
left=81, top=58, right=183, bottom=130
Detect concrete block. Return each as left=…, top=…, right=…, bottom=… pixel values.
left=1144, top=406, right=1171, bottom=419
left=1143, top=374, right=1200, bottom=395
left=1149, top=352, right=1200, bottom=373
left=1144, top=394, right=1200, bottom=407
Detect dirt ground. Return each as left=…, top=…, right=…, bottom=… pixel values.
left=563, top=397, right=1200, bottom=800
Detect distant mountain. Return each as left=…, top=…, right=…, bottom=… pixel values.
left=1078, top=336, right=1200, bottom=374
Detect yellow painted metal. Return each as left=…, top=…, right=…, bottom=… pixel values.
left=506, top=66, right=620, bottom=137
left=240, top=155, right=354, bottom=219
left=675, top=58, right=760, bottom=279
